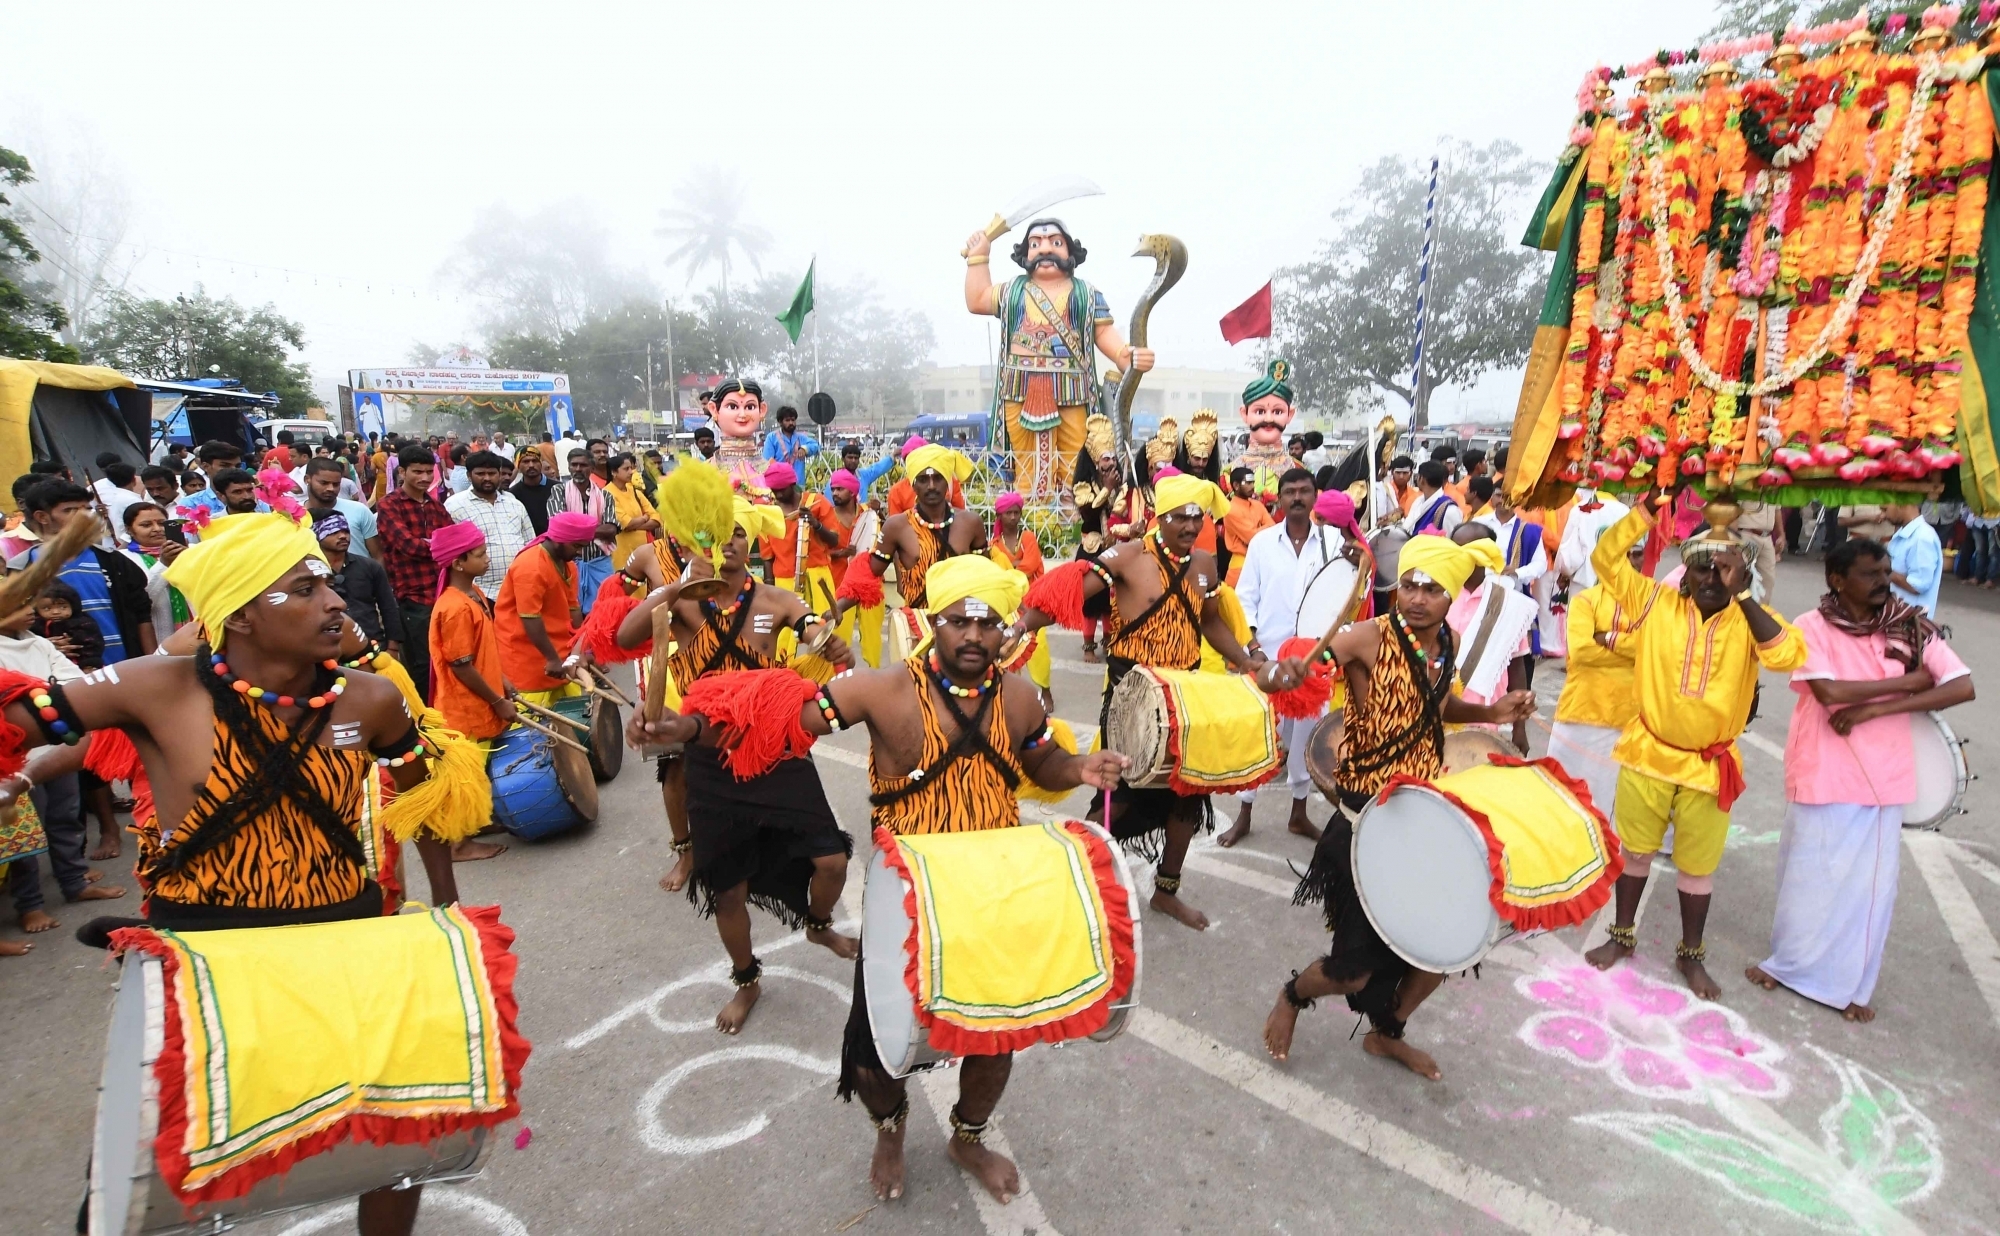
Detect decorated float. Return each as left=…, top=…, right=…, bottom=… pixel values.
left=1507, top=5, right=2000, bottom=516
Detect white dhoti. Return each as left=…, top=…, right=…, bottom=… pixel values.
left=1547, top=720, right=1623, bottom=823
left=1242, top=712, right=1319, bottom=804
left=1758, top=802, right=1904, bottom=1010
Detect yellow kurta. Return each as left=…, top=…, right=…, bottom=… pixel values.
left=1552, top=583, right=1654, bottom=729
left=1591, top=508, right=1806, bottom=794
left=607, top=481, right=656, bottom=570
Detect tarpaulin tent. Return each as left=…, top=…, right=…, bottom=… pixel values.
left=0, top=359, right=151, bottom=512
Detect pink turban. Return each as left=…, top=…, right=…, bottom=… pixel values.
left=993, top=491, right=1024, bottom=514
left=828, top=468, right=861, bottom=494
left=763, top=461, right=799, bottom=490
left=430, top=521, right=487, bottom=593
left=900, top=434, right=927, bottom=458
left=1151, top=465, right=1182, bottom=479
left=1313, top=489, right=1361, bottom=538
left=533, top=510, right=601, bottom=548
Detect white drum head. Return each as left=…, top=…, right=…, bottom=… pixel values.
left=1905, top=711, right=1967, bottom=829
left=862, top=847, right=921, bottom=1076
left=92, top=954, right=159, bottom=1236
left=1296, top=558, right=1362, bottom=643
left=1351, top=786, right=1502, bottom=972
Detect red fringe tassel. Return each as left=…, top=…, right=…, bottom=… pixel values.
left=875, top=821, right=1137, bottom=1057
left=1266, top=636, right=1334, bottom=720
left=83, top=727, right=141, bottom=783
left=111, top=904, right=530, bottom=1208
left=678, top=668, right=822, bottom=780
left=0, top=669, right=50, bottom=781
left=1022, top=559, right=1090, bottom=633
left=577, top=575, right=649, bottom=664
left=837, top=563, right=884, bottom=609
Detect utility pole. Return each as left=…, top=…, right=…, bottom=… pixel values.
left=664, top=305, right=677, bottom=430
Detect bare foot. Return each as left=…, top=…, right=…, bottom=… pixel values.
left=1263, top=991, right=1301, bottom=1061
left=1080, top=644, right=1100, bottom=664
left=946, top=1137, right=1020, bottom=1205
left=716, top=981, right=760, bottom=1034
left=84, top=869, right=104, bottom=884
left=20, top=910, right=57, bottom=933
left=1843, top=1002, right=1876, bottom=1023
left=1744, top=965, right=1781, bottom=991
left=451, top=840, right=507, bottom=862
left=1678, top=954, right=1722, bottom=1000
left=0, top=939, right=30, bottom=955
left=1362, top=1032, right=1442, bottom=1080
left=90, top=835, right=123, bottom=861
left=1217, top=808, right=1252, bottom=848
left=809, top=925, right=860, bottom=960
left=1286, top=808, right=1323, bottom=842
left=869, top=1127, right=906, bottom=1201
left=71, top=884, right=126, bottom=903
left=1584, top=937, right=1633, bottom=971
left=659, top=850, right=694, bottom=893
left=1150, top=889, right=1209, bottom=931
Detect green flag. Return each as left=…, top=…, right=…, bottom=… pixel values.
left=776, top=259, right=815, bottom=344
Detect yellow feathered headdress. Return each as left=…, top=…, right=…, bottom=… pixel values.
left=657, top=460, right=736, bottom=567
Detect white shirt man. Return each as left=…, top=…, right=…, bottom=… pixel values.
left=1234, top=516, right=1346, bottom=822
left=1555, top=488, right=1632, bottom=589
left=489, top=432, right=517, bottom=462
left=444, top=483, right=536, bottom=596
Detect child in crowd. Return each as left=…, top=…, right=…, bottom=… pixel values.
left=0, top=600, right=126, bottom=941
left=29, top=583, right=128, bottom=859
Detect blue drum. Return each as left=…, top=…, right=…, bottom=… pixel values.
left=487, top=723, right=598, bottom=840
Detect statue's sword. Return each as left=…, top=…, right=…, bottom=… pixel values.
left=960, top=175, right=1105, bottom=255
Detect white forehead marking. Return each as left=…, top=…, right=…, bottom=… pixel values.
left=265, top=592, right=289, bottom=605
left=1411, top=570, right=1435, bottom=585
left=963, top=599, right=990, bottom=618
left=305, top=559, right=332, bottom=577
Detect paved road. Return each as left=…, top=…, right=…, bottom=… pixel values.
left=6, top=554, right=2000, bottom=1234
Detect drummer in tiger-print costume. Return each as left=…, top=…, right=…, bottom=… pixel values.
left=1016, top=472, right=1267, bottom=931
left=615, top=494, right=858, bottom=1035
left=0, top=510, right=494, bottom=1236
left=1260, top=534, right=1534, bottom=1082
left=836, top=443, right=986, bottom=618
left=631, top=555, right=1126, bottom=1208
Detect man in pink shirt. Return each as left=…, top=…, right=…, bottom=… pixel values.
left=1748, top=538, right=1974, bottom=1023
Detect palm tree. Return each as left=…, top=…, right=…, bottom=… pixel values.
left=656, top=169, right=772, bottom=369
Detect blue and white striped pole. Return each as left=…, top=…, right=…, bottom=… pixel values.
left=1409, top=154, right=1440, bottom=427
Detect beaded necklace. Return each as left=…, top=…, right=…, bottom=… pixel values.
left=927, top=651, right=996, bottom=698
left=210, top=653, right=347, bottom=709
left=701, top=575, right=757, bottom=620
left=1148, top=530, right=1192, bottom=570
left=916, top=507, right=954, bottom=535
left=1391, top=611, right=1445, bottom=679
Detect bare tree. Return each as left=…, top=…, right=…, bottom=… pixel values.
left=13, top=126, right=140, bottom=346
left=441, top=201, right=650, bottom=340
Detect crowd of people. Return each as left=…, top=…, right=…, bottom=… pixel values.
left=0, top=382, right=1979, bottom=1228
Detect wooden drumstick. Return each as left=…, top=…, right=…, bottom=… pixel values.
left=513, top=713, right=591, bottom=755
left=579, top=663, right=634, bottom=707
left=644, top=603, right=675, bottom=723
left=510, top=695, right=592, bottom=732
left=1270, top=540, right=1377, bottom=686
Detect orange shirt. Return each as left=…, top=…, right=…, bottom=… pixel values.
left=763, top=494, right=838, bottom=579
left=429, top=585, right=507, bottom=739
left=1222, top=496, right=1274, bottom=555
left=1444, top=477, right=1470, bottom=518
left=496, top=544, right=578, bottom=691
left=1194, top=514, right=1218, bottom=555
left=827, top=505, right=861, bottom=584
left=988, top=527, right=1046, bottom=581
left=887, top=477, right=966, bottom=516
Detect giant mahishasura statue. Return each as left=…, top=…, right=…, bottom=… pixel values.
left=964, top=219, right=1155, bottom=501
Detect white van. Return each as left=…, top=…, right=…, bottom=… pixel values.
left=253, top=418, right=338, bottom=448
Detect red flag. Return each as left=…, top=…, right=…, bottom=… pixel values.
left=1219, top=281, right=1273, bottom=345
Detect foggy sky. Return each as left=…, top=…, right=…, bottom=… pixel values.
left=5, top=1, right=1714, bottom=422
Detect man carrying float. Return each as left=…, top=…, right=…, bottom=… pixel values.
left=963, top=219, right=1154, bottom=501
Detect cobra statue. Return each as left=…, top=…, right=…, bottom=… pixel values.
left=1113, top=234, right=1188, bottom=456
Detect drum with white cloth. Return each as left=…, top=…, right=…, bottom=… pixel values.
left=1905, top=711, right=1971, bottom=830
left=1294, top=556, right=1364, bottom=646
left=1106, top=666, right=1282, bottom=793
left=1305, top=715, right=1512, bottom=801
left=1368, top=526, right=1409, bottom=592
left=1351, top=759, right=1623, bottom=972
left=862, top=820, right=1142, bottom=1077
left=886, top=606, right=931, bottom=664
left=90, top=908, right=521, bottom=1235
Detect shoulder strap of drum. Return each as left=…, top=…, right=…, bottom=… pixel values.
left=867, top=677, right=1020, bottom=809
left=698, top=590, right=762, bottom=678
left=1115, top=543, right=1199, bottom=651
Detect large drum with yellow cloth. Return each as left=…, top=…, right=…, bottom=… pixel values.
left=1351, top=757, right=1623, bottom=972
left=862, top=820, right=1141, bottom=1077
left=1107, top=666, right=1281, bottom=794
left=90, top=906, right=526, bottom=1234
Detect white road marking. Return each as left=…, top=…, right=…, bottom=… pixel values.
left=639, top=1044, right=840, bottom=1156
left=565, top=923, right=856, bottom=1049
left=915, top=1070, right=1062, bottom=1236
left=1051, top=657, right=1104, bottom=677
left=1943, top=835, right=2000, bottom=890
left=1904, top=831, right=2000, bottom=1031
left=1738, top=729, right=1784, bottom=762
left=270, top=1187, right=530, bottom=1235
left=1128, top=1009, right=1623, bottom=1236
left=1183, top=853, right=1298, bottom=900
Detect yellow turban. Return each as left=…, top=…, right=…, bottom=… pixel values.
left=733, top=497, right=785, bottom=543
left=906, top=443, right=975, bottom=483
left=1395, top=534, right=1503, bottom=598
left=165, top=512, right=326, bottom=648
left=924, top=555, right=1028, bottom=621
left=1152, top=474, right=1229, bottom=520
